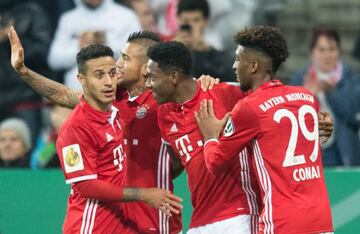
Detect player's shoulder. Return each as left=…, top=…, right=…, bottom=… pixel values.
left=59, top=106, right=90, bottom=135
left=283, top=84, right=315, bottom=97
left=207, top=82, right=242, bottom=97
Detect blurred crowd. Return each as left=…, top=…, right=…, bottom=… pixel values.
left=0, top=0, right=359, bottom=168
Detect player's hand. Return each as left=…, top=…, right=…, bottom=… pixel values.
left=319, top=111, right=333, bottom=144
left=194, top=99, right=230, bottom=141
left=142, top=188, right=183, bottom=216
left=197, top=75, right=220, bottom=91
left=8, top=26, right=27, bottom=75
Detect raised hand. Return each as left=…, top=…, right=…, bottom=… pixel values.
left=194, top=99, right=230, bottom=141
left=197, top=74, right=220, bottom=91
left=8, top=26, right=26, bottom=74
left=319, top=111, right=334, bottom=144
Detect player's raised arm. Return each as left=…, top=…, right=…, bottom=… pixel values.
left=8, top=26, right=81, bottom=108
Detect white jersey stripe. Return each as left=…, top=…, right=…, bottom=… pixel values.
left=165, top=151, right=170, bottom=234
left=88, top=199, right=99, bottom=233
left=80, top=199, right=91, bottom=234
left=158, top=143, right=165, bottom=234
left=162, top=144, right=169, bottom=234
left=84, top=199, right=95, bottom=234
left=253, top=144, right=270, bottom=234
left=239, top=148, right=259, bottom=216
left=254, top=141, right=274, bottom=234
left=244, top=149, right=259, bottom=215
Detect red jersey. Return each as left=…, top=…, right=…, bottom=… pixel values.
left=158, top=82, right=260, bottom=229
left=56, top=98, right=129, bottom=234
left=204, top=80, right=333, bottom=234
left=114, top=89, right=182, bottom=234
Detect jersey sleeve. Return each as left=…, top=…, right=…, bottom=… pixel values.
left=203, top=101, right=261, bottom=174
left=213, top=83, right=247, bottom=112
left=157, top=106, right=171, bottom=145
left=56, top=125, right=98, bottom=184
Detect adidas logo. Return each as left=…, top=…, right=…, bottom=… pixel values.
left=170, top=123, right=178, bottom=132
left=106, top=133, right=114, bottom=142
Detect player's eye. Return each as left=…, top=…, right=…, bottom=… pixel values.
left=95, top=72, right=104, bottom=79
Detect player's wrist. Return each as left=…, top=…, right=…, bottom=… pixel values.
left=16, top=65, right=28, bottom=77
left=204, top=134, right=219, bottom=142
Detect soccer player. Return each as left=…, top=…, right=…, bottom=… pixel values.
left=195, top=26, right=334, bottom=234
left=9, top=27, right=182, bottom=233
left=8, top=27, right=216, bottom=233
left=145, top=41, right=260, bottom=234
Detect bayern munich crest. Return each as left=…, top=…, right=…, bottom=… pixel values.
left=136, top=104, right=150, bottom=119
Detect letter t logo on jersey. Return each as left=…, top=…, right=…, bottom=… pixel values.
left=175, top=135, right=193, bottom=162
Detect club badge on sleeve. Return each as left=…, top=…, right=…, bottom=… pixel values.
left=62, top=144, right=84, bottom=173
left=223, top=117, right=235, bottom=137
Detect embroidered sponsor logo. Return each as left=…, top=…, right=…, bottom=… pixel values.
left=62, top=144, right=84, bottom=173
left=223, top=117, right=235, bottom=137
left=136, top=104, right=150, bottom=119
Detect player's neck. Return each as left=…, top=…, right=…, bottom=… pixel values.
left=252, top=73, right=272, bottom=91
left=128, top=82, right=147, bottom=98
left=173, top=78, right=197, bottom=104
left=84, top=94, right=111, bottom=112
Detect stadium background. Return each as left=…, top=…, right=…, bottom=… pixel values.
left=1, top=0, right=360, bottom=233
left=0, top=169, right=360, bottom=233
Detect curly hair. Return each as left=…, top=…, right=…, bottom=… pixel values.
left=234, top=26, right=289, bottom=73
left=147, top=41, right=192, bottom=76
left=76, top=44, right=114, bottom=74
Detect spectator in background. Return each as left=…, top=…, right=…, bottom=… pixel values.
left=291, top=28, right=360, bottom=166
left=0, top=0, right=51, bottom=145
left=0, top=118, right=32, bottom=168
left=63, top=30, right=106, bottom=90
left=174, top=0, right=235, bottom=82
left=130, top=0, right=157, bottom=31
left=48, top=0, right=141, bottom=88
left=31, top=106, right=72, bottom=169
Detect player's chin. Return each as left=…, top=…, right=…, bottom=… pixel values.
left=101, top=94, right=115, bottom=103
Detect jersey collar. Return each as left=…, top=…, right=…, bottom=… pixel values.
left=116, top=88, right=152, bottom=106
left=127, top=89, right=152, bottom=105
left=171, top=82, right=201, bottom=111
left=80, top=97, right=118, bottom=124
left=257, top=79, right=283, bottom=91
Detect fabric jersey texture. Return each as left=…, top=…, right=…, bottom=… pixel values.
left=158, top=82, right=260, bottom=229
left=115, top=89, right=182, bottom=234
left=56, top=98, right=129, bottom=233
left=204, top=80, right=333, bottom=234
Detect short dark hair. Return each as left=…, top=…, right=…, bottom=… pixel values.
left=177, top=0, right=210, bottom=19
left=234, top=25, right=289, bottom=73
left=147, top=41, right=192, bottom=76
left=310, top=27, right=340, bottom=50
left=127, top=31, right=161, bottom=44
left=76, top=44, right=114, bottom=74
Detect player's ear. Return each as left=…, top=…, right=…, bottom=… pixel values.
left=171, top=70, right=180, bottom=84
left=140, top=63, right=148, bottom=80
left=77, top=73, right=86, bottom=88
left=250, top=60, right=258, bottom=74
